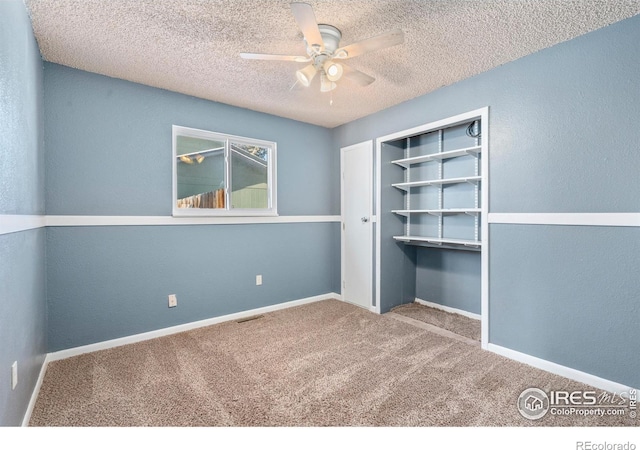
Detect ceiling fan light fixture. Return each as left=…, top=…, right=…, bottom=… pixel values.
left=334, top=49, right=348, bottom=59
left=323, top=61, right=343, bottom=82
left=180, top=155, right=193, bottom=164
left=240, top=3, right=404, bottom=96
left=320, top=74, right=337, bottom=92
left=296, top=64, right=317, bottom=87
left=195, top=154, right=205, bottom=164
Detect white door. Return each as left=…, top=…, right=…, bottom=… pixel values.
left=341, top=141, right=373, bottom=310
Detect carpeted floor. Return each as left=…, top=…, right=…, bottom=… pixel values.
left=391, top=303, right=481, bottom=342
left=30, top=299, right=634, bottom=426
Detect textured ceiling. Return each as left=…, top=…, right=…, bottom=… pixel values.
left=24, top=0, right=640, bottom=128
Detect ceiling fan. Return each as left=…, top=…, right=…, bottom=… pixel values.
left=240, top=2, right=404, bottom=93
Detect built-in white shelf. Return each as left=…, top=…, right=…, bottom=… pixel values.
left=389, top=115, right=484, bottom=253
left=392, top=208, right=481, bottom=217
left=391, top=145, right=481, bottom=168
left=393, top=235, right=482, bottom=248
left=392, top=176, right=481, bottom=192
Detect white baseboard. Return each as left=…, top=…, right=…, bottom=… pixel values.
left=21, top=354, right=50, bottom=427
left=47, top=293, right=339, bottom=362
left=487, top=343, right=636, bottom=394
left=415, top=298, right=481, bottom=320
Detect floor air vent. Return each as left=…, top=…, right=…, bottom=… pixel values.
left=236, top=314, right=264, bottom=324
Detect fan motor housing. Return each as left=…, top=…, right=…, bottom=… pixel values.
left=306, top=24, right=342, bottom=55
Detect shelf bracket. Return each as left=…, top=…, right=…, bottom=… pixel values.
left=465, top=149, right=480, bottom=159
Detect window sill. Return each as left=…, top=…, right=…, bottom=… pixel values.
left=172, top=209, right=278, bottom=218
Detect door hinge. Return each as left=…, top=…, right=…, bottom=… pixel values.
left=342, top=280, right=346, bottom=289
left=342, top=223, right=345, bottom=230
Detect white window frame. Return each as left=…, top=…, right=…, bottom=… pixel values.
left=172, top=125, right=278, bottom=217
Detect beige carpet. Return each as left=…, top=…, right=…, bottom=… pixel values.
left=30, top=300, right=634, bottom=426
left=391, top=303, right=481, bottom=342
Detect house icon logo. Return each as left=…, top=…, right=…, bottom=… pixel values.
left=525, top=395, right=544, bottom=411
left=517, top=388, right=550, bottom=420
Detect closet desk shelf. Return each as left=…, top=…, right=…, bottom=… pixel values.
left=391, top=145, right=481, bottom=168
left=392, top=176, right=481, bottom=191
left=393, top=236, right=482, bottom=248
left=392, top=208, right=481, bottom=217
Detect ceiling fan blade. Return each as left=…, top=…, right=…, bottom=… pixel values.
left=290, top=2, right=324, bottom=51
left=334, top=29, right=404, bottom=59
left=341, top=64, right=375, bottom=87
left=240, top=53, right=310, bottom=62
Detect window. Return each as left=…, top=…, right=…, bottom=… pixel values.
left=172, top=125, right=277, bottom=216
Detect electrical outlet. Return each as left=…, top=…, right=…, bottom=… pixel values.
left=168, top=294, right=177, bottom=308
left=256, top=275, right=262, bottom=286
left=11, top=361, right=17, bottom=390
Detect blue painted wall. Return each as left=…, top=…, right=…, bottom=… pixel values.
left=490, top=225, right=639, bottom=387
left=416, top=249, right=480, bottom=315
left=0, top=0, right=47, bottom=426
left=46, top=223, right=336, bottom=351
left=43, top=64, right=341, bottom=351
left=44, top=63, right=338, bottom=217
left=335, top=14, right=640, bottom=387
left=379, top=141, right=416, bottom=312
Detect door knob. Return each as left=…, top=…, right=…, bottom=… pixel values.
left=361, top=217, right=369, bottom=223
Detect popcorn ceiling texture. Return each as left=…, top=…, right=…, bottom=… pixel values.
left=24, top=0, right=640, bottom=128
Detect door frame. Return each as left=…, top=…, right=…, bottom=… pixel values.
left=375, top=107, right=489, bottom=348
left=340, top=140, right=375, bottom=312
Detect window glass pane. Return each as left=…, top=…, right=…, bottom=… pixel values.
left=173, top=125, right=276, bottom=216
left=176, top=136, right=226, bottom=209
left=230, top=142, right=269, bottom=209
